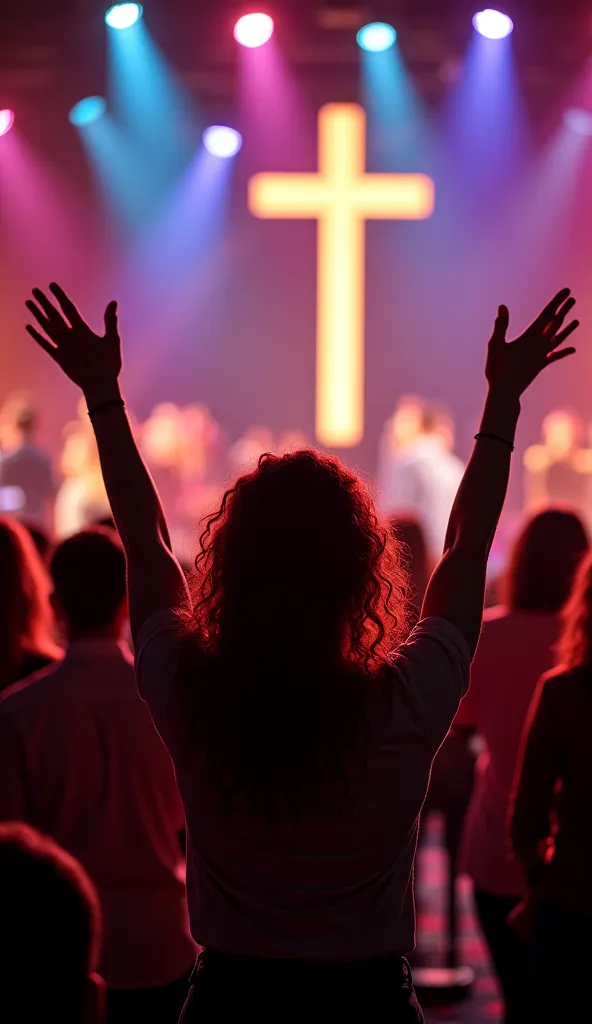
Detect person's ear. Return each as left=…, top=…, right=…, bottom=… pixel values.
left=81, top=973, right=106, bottom=1024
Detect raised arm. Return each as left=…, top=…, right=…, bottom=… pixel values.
left=25, top=284, right=190, bottom=640
left=422, top=290, right=578, bottom=656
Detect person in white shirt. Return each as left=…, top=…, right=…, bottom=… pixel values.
left=0, top=398, right=55, bottom=528
left=23, top=281, right=579, bottom=1020
left=379, top=399, right=464, bottom=559
left=0, top=527, right=195, bottom=1024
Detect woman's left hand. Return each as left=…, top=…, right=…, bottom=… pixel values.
left=26, top=283, right=121, bottom=402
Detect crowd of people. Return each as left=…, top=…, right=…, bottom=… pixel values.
left=0, top=282, right=589, bottom=1023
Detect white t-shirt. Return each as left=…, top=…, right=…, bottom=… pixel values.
left=379, top=437, right=464, bottom=557
left=136, top=614, right=469, bottom=961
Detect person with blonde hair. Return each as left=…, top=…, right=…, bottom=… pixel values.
left=510, top=547, right=592, bottom=1021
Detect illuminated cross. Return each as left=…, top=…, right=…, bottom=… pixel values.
left=248, top=103, right=435, bottom=447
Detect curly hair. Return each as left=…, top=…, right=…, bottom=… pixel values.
left=557, top=550, right=592, bottom=670
left=180, top=449, right=410, bottom=821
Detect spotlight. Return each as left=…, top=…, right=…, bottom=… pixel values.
left=0, top=109, right=14, bottom=137
left=472, top=10, right=513, bottom=39
left=105, top=3, right=143, bottom=30
left=564, top=108, right=592, bottom=136
left=234, top=12, right=274, bottom=48
left=69, top=97, right=107, bottom=127
left=203, top=125, right=243, bottom=158
left=356, top=22, right=397, bottom=52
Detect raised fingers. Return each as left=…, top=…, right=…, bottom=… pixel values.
left=546, top=319, right=580, bottom=352
left=49, top=283, right=84, bottom=326
left=533, top=288, right=571, bottom=330
left=26, top=324, right=58, bottom=358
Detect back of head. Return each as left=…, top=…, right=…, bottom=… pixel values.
left=0, top=515, right=56, bottom=686
left=0, top=823, right=102, bottom=1023
left=51, top=528, right=126, bottom=637
left=420, top=401, right=455, bottom=449
left=391, top=515, right=430, bottom=607
left=189, top=449, right=410, bottom=820
left=506, top=508, right=589, bottom=614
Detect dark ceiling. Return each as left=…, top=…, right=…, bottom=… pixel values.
left=0, top=1, right=590, bottom=124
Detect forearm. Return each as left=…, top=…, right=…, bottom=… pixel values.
left=444, top=386, right=520, bottom=553
left=84, top=382, right=172, bottom=553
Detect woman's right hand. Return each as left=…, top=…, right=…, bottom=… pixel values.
left=485, top=289, right=578, bottom=398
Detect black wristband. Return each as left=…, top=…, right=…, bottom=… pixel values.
left=87, top=397, right=125, bottom=419
left=474, top=431, right=514, bottom=452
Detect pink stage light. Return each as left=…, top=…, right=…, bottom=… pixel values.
left=0, top=109, right=15, bottom=137
left=234, top=13, right=274, bottom=48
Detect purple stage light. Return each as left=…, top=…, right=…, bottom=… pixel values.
left=473, top=10, right=513, bottom=39
left=203, top=125, right=243, bottom=158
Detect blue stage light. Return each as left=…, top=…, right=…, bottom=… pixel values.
left=69, top=96, right=107, bottom=127
left=105, top=3, right=143, bottom=30
left=357, top=22, right=397, bottom=53
left=203, top=126, right=243, bottom=158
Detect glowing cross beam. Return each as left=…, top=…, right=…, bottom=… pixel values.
left=248, top=103, right=435, bottom=447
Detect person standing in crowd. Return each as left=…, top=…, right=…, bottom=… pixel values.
left=23, top=281, right=578, bottom=1020
left=378, top=398, right=464, bottom=560
left=0, top=527, right=195, bottom=1024
left=391, top=515, right=432, bottom=626
left=510, top=549, right=592, bottom=1022
left=0, top=394, right=55, bottom=528
left=459, top=508, right=589, bottom=1023
left=0, top=822, right=105, bottom=1024
left=523, top=408, right=592, bottom=522
left=0, top=515, right=61, bottom=695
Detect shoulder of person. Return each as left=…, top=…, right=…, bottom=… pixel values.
left=0, top=662, right=58, bottom=715
left=540, top=663, right=592, bottom=697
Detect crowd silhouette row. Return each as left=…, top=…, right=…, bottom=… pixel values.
left=0, top=283, right=589, bottom=1023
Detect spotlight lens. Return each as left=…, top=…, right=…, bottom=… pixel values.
left=69, top=96, right=107, bottom=127
left=472, top=10, right=513, bottom=39
left=564, top=108, right=592, bottom=136
left=356, top=22, right=397, bottom=52
left=105, top=3, right=143, bottom=30
left=234, top=13, right=274, bottom=48
left=0, top=109, right=14, bottom=137
left=203, top=125, right=243, bottom=158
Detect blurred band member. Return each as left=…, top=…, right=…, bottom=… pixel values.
left=378, top=398, right=464, bottom=560
left=0, top=394, right=55, bottom=528
left=524, top=409, right=592, bottom=521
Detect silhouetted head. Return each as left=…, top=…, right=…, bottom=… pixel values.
left=391, top=515, right=431, bottom=610
left=0, top=823, right=104, bottom=1023
left=187, top=449, right=410, bottom=820
left=505, top=508, right=589, bottom=614
left=50, top=528, right=127, bottom=641
left=0, top=516, right=59, bottom=689
left=557, top=550, right=592, bottom=669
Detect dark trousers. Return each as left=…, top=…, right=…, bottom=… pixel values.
left=107, top=971, right=190, bottom=1024
left=179, top=949, right=424, bottom=1021
left=531, top=898, right=592, bottom=1022
left=473, top=888, right=534, bottom=1024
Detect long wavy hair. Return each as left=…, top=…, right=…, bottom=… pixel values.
left=182, top=449, right=410, bottom=821
left=0, top=516, right=60, bottom=692
left=504, top=508, right=589, bottom=614
left=557, top=550, right=592, bottom=669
